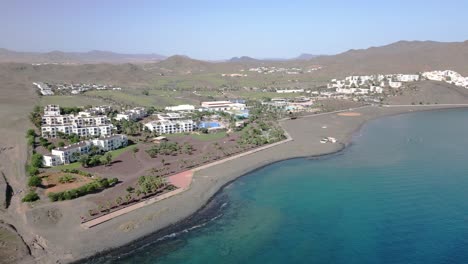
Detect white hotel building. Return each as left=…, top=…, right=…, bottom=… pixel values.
left=144, top=120, right=195, bottom=135
left=200, top=101, right=246, bottom=112
left=43, top=134, right=128, bottom=166
left=41, top=105, right=114, bottom=138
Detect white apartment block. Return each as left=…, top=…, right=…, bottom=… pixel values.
left=144, top=120, right=195, bottom=135
left=41, top=124, right=113, bottom=138
left=276, top=89, right=304, bottom=94
left=157, top=113, right=183, bottom=121
left=91, top=134, right=128, bottom=152
left=389, top=81, right=403, bottom=89
left=43, top=105, right=61, bottom=116
left=114, top=107, right=147, bottom=121
left=43, top=135, right=128, bottom=167
left=396, top=74, right=420, bottom=82
left=200, top=101, right=246, bottom=112
left=165, top=104, right=195, bottom=112
left=422, top=70, right=468, bottom=88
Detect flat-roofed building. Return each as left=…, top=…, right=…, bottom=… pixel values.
left=200, top=101, right=246, bottom=112
left=144, top=120, right=195, bottom=134
left=42, top=135, right=128, bottom=167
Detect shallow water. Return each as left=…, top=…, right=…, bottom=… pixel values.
left=91, top=109, right=468, bottom=264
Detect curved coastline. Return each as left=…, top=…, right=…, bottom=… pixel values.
left=46, top=105, right=468, bottom=264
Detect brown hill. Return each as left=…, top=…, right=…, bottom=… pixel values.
left=311, top=40, right=468, bottom=77
left=0, top=49, right=166, bottom=64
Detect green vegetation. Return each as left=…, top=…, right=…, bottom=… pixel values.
left=29, top=106, right=42, bottom=128
left=60, top=106, right=82, bottom=115
left=166, top=131, right=227, bottom=141
left=79, top=154, right=103, bottom=168
left=146, top=142, right=182, bottom=157
left=137, top=175, right=167, bottom=195
left=39, top=95, right=107, bottom=107
left=26, top=165, right=39, bottom=176
left=58, top=174, right=75, bottom=184
left=60, top=168, right=91, bottom=177
left=48, top=177, right=118, bottom=202
left=27, top=175, right=42, bottom=187
left=54, top=162, right=82, bottom=171
left=22, top=191, right=39, bottom=203
left=30, top=153, right=43, bottom=168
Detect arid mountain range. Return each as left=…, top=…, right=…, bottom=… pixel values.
left=0, top=49, right=167, bottom=64
left=1, top=40, right=468, bottom=87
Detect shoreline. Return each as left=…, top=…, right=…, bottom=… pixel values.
left=20, top=105, right=468, bottom=264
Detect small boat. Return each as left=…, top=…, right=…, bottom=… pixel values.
left=320, top=138, right=328, bottom=144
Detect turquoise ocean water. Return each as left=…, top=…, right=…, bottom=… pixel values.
left=89, top=109, right=468, bottom=264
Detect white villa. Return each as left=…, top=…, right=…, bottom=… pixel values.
left=144, top=120, right=195, bottom=134
left=43, top=134, right=128, bottom=167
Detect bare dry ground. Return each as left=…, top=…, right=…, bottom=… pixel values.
left=384, top=81, right=468, bottom=105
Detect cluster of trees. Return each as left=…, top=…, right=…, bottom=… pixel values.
left=29, top=106, right=42, bottom=128
left=26, top=129, right=36, bottom=147
left=61, top=168, right=91, bottom=177
left=137, top=175, right=167, bottom=195
left=56, top=132, right=80, bottom=143
left=78, top=146, right=112, bottom=167
left=48, top=177, right=118, bottom=202
left=38, top=137, right=55, bottom=151
left=114, top=120, right=142, bottom=136
left=238, top=125, right=268, bottom=146
left=60, top=106, right=82, bottom=115
left=146, top=142, right=183, bottom=158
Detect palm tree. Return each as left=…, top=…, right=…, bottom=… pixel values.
left=115, top=196, right=123, bottom=206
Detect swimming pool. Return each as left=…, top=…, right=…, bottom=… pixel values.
left=198, top=121, right=221, bottom=128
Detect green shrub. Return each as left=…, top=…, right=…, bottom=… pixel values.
left=26, top=129, right=36, bottom=137
left=58, top=174, right=75, bottom=184
left=28, top=175, right=42, bottom=187
left=31, top=153, right=43, bottom=168
left=22, top=191, right=39, bottom=202
left=48, top=177, right=115, bottom=202
left=26, top=165, right=39, bottom=176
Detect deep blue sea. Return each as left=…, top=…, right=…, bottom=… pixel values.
left=91, top=109, right=468, bottom=264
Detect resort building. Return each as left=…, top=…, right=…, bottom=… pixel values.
left=157, top=113, right=183, bottom=121
left=276, top=89, right=304, bottom=93
left=41, top=124, right=114, bottom=138
left=114, top=107, right=147, bottom=121
left=200, top=101, right=246, bottom=112
left=164, top=104, right=196, bottom=112
left=43, top=104, right=61, bottom=116
left=144, top=120, right=195, bottom=134
left=91, top=134, right=128, bottom=152
left=42, top=135, right=128, bottom=167
left=41, top=105, right=114, bottom=138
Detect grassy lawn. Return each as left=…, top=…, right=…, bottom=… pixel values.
left=39, top=95, right=107, bottom=107
left=166, top=132, right=227, bottom=141
left=85, top=90, right=191, bottom=107
left=106, top=144, right=135, bottom=160
left=53, top=162, right=82, bottom=171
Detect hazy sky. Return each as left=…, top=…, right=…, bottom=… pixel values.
left=1, top=0, right=467, bottom=60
